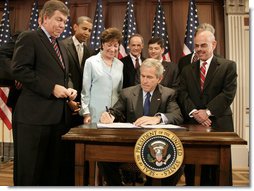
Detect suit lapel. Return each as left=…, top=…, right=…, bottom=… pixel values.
left=203, top=57, right=219, bottom=90
left=132, top=86, right=143, bottom=118
left=191, top=61, right=202, bottom=91
left=68, top=40, right=83, bottom=74
left=38, top=29, right=65, bottom=71
left=150, top=86, right=161, bottom=116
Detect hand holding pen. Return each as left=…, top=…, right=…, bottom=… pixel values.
left=100, top=106, right=115, bottom=124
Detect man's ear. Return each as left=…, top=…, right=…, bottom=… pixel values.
left=158, top=76, right=163, bottom=84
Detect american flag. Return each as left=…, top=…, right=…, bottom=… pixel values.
left=0, top=0, right=12, bottom=130
left=90, top=0, right=105, bottom=52
left=0, top=0, right=11, bottom=46
left=120, top=0, right=137, bottom=58
left=182, top=0, right=199, bottom=55
left=29, top=0, right=39, bottom=31
left=152, top=0, right=171, bottom=62
left=59, top=0, right=72, bottom=40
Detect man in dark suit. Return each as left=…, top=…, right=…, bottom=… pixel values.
left=99, top=58, right=183, bottom=186
left=148, top=37, right=179, bottom=90
left=0, top=31, right=22, bottom=186
left=11, top=0, right=77, bottom=186
left=61, top=16, right=92, bottom=185
left=121, top=34, right=145, bottom=88
left=178, top=28, right=237, bottom=185
left=62, top=16, right=92, bottom=127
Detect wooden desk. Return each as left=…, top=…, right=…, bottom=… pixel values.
left=62, top=124, right=247, bottom=186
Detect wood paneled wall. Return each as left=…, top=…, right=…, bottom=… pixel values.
left=1, top=0, right=225, bottom=63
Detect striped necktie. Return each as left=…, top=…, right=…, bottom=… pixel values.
left=51, top=37, right=65, bottom=69
left=200, top=62, right=207, bottom=92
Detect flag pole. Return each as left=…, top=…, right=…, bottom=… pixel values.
left=1, top=121, right=5, bottom=162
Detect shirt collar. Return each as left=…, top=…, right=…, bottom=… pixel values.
left=72, top=36, right=83, bottom=47
left=41, top=26, right=51, bottom=41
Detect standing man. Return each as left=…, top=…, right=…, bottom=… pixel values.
left=148, top=37, right=179, bottom=90
left=99, top=58, right=183, bottom=186
left=178, top=28, right=237, bottom=185
left=62, top=16, right=93, bottom=127
left=11, top=0, right=77, bottom=186
left=121, top=34, right=145, bottom=88
left=178, top=23, right=216, bottom=74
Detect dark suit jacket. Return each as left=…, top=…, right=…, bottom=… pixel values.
left=120, top=55, right=145, bottom=88
left=61, top=37, right=91, bottom=102
left=177, top=53, right=193, bottom=75
left=160, top=61, right=179, bottom=90
left=110, top=84, right=183, bottom=125
left=12, top=28, right=71, bottom=127
left=0, top=40, right=15, bottom=86
left=178, top=56, right=237, bottom=132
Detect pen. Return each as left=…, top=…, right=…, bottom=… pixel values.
left=105, top=106, right=112, bottom=118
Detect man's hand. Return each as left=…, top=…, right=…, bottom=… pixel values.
left=100, top=112, right=115, bottom=124
left=193, top=109, right=211, bottom=127
left=52, top=85, right=77, bottom=100
left=134, top=116, right=161, bottom=127
left=67, top=100, right=80, bottom=113
left=83, top=114, right=92, bottom=124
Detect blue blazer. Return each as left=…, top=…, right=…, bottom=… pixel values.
left=80, top=52, right=123, bottom=122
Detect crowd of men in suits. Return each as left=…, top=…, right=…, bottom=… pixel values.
left=0, top=0, right=237, bottom=187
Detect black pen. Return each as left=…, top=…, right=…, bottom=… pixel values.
left=105, top=106, right=112, bottom=118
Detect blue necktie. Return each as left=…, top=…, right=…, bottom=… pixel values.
left=143, top=92, right=151, bottom=116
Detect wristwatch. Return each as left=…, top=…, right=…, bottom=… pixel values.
left=206, top=109, right=212, bottom=116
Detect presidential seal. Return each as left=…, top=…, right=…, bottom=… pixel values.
left=134, top=129, right=184, bottom=179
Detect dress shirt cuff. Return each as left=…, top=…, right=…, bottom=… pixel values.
left=189, top=109, right=198, bottom=118
left=206, top=109, right=212, bottom=116
left=155, top=113, right=168, bottom=124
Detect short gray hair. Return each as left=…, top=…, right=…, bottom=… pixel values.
left=195, top=23, right=215, bottom=36
left=141, top=58, right=164, bottom=78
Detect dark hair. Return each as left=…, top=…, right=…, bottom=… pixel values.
left=100, top=27, right=122, bottom=47
left=148, top=37, right=164, bottom=48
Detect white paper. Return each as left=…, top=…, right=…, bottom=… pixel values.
left=97, top=123, right=186, bottom=129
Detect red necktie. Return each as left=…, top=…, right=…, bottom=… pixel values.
left=51, top=37, right=65, bottom=69
left=200, top=62, right=207, bottom=91
left=192, top=53, right=199, bottom=63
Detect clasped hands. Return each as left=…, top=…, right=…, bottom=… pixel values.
left=53, top=84, right=77, bottom=101
left=100, top=112, right=161, bottom=127
left=192, top=109, right=211, bottom=127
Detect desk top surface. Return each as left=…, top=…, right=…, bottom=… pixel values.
left=62, top=124, right=247, bottom=145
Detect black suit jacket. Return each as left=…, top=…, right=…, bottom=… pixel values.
left=62, top=37, right=91, bottom=102
left=121, top=55, right=145, bottom=88
left=12, top=28, right=71, bottom=126
left=110, top=84, right=183, bottom=125
left=160, top=61, right=179, bottom=90
left=178, top=56, right=237, bottom=131
left=0, top=40, right=15, bottom=86
left=177, top=53, right=193, bottom=75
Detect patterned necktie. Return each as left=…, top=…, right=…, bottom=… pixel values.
left=76, top=43, right=83, bottom=65
left=51, top=37, right=65, bottom=69
left=143, top=92, right=151, bottom=116
left=135, top=57, right=140, bottom=69
left=200, top=62, right=207, bottom=91
left=192, top=52, right=199, bottom=63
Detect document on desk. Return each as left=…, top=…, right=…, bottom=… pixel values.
left=97, top=123, right=186, bottom=130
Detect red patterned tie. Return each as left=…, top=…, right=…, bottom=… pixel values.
left=51, top=37, right=65, bottom=69
left=192, top=53, right=199, bottom=63
left=200, top=62, right=207, bottom=92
